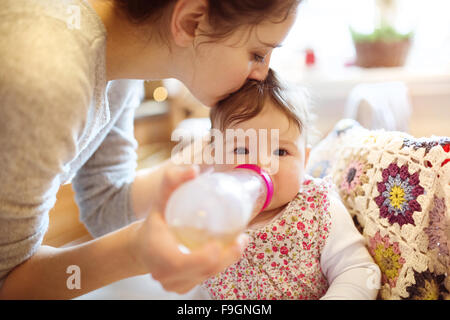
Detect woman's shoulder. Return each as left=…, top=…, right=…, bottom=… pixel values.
left=0, top=0, right=106, bottom=89
left=0, top=0, right=109, bottom=129
left=1, top=0, right=106, bottom=39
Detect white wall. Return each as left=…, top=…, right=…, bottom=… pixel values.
left=296, top=69, right=450, bottom=141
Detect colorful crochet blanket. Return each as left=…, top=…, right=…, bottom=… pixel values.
left=306, top=119, right=450, bottom=300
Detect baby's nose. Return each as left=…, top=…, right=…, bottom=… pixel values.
left=258, top=162, right=274, bottom=175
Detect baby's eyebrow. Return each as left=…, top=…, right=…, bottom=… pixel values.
left=278, top=139, right=298, bottom=149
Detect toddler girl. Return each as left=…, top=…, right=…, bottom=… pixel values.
left=200, top=69, right=381, bottom=300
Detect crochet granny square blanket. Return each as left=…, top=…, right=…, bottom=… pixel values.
left=306, top=119, right=449, bottom=300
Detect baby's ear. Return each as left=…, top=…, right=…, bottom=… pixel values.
left=304, top=144, right=312, bottom=168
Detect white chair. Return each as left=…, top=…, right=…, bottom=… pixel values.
left=344, top=82, right=412, bottom=132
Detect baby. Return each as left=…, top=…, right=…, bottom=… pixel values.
left=199, top=69, right=381, bottom=300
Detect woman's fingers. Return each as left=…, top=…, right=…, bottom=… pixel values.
left=137, top=161, right=250, bottom=294
left=156, top=276, right=202, bottom=295
left=145, top=213, right=248, bottom=288
left=173, top=233, right=249, bottom=279
left=166, top=164, right=200, bottom=190
left=218, top=234, right=250, bottom=271
left=153, top=243, right=248, bottom=294
left=199, top=234, right=249, bottom=276
left=155, top=164, right=200, bottom=213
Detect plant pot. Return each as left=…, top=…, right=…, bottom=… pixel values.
left=354, top=39, right=411, bottom=68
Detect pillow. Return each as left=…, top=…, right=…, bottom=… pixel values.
left=306, top=119, right=450, bottom=300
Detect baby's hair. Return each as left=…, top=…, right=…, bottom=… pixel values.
left=210, top=69, right=311, bottom=140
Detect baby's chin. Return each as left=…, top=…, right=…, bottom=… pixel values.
left=259, top=201, right=290, bottom=218
left=270, top=198, right=290, bottom=211
left=247, top=202, right=289, bottom=229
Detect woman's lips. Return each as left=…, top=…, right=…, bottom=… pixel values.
left=218, top=88, right=240, bottom=102
left=212, top=85, right=244, bottom=107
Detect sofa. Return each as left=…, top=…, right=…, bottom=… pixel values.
left=305, top=119, right=450, bottom=299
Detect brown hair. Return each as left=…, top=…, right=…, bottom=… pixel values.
left=115, top=0, right=301, bottom=43
left=210, top=69, right=310, bottom=138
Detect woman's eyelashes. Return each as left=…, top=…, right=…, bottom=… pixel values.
left=253, top=53, right=266, bottom=64
left=252, top=50, right=270, bottom=64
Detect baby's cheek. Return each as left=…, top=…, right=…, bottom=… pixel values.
left=273, top=167, right=302, bottom=206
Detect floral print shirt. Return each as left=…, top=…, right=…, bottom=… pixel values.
left=203, top=176, right=332, bottom=300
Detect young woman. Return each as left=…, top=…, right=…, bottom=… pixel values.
left=0, top=0, right=299, bottom=299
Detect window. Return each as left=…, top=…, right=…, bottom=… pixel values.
left=272, top=0, right=450, bottom=74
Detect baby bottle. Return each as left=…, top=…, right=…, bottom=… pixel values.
left=165, top=164, right=274, bottom=251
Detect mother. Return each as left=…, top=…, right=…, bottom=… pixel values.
left=0, top=0, right=299, bottom=299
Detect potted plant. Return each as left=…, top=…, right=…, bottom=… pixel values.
left=350, top=0, right=413, bottom=68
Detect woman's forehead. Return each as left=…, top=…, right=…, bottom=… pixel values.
left=223, top=11, right=297, bottom=49
left=252, top=11, right=297, bottom=45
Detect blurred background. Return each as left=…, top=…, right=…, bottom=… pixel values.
left=270, top=0, right=450, bottom=140
left=134, top=0, right=450, bottom=167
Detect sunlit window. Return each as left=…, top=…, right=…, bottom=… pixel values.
left=272, top=0, right=450, bottom=75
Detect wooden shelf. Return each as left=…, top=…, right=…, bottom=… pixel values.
left=43, top=184, right=92, bottom=247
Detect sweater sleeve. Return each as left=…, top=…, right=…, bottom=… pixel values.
left=71, top=80, right=143, bottom=237
left=320, top=193, right=381, bottom=300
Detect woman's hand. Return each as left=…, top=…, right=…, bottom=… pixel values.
left=129, top=164, right=249, bottom=294
left=152, top=164, right=200, bottom=214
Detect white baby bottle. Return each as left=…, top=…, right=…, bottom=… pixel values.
left=165, top=164, right=274, bottom=251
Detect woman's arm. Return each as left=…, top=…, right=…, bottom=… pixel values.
left=320, top=194, right=381, bottom=300
left=132, top=134, right=214, bottom=220
left=0, top=12, right=243, bottom=298
left=71, top=80, right=142, bottom=236
left=0, top=213, right=248, bottom=300
left=0, top=222, right=143, bottom=300
left=131, top=160, right=172, bottom=220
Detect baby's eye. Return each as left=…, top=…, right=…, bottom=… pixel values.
left=234, top=147, right=249, bottom=155
left=273, top=149, right=289, bottom=156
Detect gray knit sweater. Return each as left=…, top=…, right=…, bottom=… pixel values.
left=0, top=0, right=143, bottom=283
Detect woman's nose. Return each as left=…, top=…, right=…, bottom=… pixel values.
left=248, top=54, right=272, bottom=81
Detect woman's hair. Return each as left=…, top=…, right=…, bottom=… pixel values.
left=115, top=0, right=301, bottom=42
left=209, top=69, right=311, bottom=138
